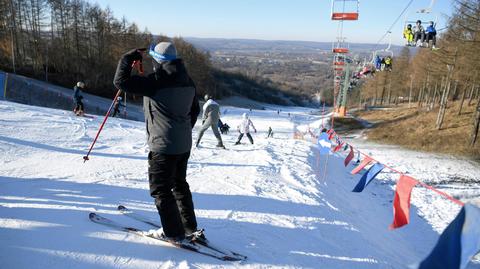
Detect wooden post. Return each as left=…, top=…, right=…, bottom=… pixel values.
left=450, top=81, right=458, bottom=102
left=458, top=86, right=467, bottom=116
left=431, top=82, right=438, bottom=110
left=468, top=84, right=476, bottom=106
left=408, top=75, right=413, bottom=108
left=471, top=97, right=480, bottom=146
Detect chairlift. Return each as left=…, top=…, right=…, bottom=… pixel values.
left=331, top=0, right=359, bottom=20
left=403, top=0, right=438, bottom=44
left=372, top=32, right=394, bottom=63
left=332, top=37, right=350, bottom=54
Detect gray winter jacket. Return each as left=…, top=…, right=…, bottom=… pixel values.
left=202, top=99, right=220, bottom=124
left=113, top=49, right=200, bottom=154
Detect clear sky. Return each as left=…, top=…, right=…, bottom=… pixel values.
left=87, top=0, right=454, bottom=46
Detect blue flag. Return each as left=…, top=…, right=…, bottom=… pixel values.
left=352, top=163, right=384, bottom=192
left=317, top=133, right=331, bottom=155
left=419, top=203, right=480, bottom=269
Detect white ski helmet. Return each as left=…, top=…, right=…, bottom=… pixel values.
left=76, top=81, right=85, bottom=88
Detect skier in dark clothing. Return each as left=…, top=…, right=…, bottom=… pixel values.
left=267, top=126, right=274, bottom=138
left=73, top=81, right=85, bottom=116
left=113, top=42, right=202, bottom=244
left=111, top=96, right=124, bottom=117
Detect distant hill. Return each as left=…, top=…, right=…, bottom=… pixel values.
left=186, top=37, right=404, bottom=56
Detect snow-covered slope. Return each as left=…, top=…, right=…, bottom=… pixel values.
left=0, top=100, right=479, bottom=268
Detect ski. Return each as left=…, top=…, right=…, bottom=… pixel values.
left=117, top=205, right=247, bottom=260
left=89, top=212, right=243, bottom=262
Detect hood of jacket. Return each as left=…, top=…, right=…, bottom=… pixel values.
left=152, top=59, right=191, bottom=86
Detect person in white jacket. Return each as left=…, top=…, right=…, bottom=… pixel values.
left=235, top=113, right=256, bottom=145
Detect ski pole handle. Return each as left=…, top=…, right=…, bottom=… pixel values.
left=83, top=89, right=122, bottom=162
left=132, top=60, right=143, bottom=75
left=132, top=48, right=146, bottom=75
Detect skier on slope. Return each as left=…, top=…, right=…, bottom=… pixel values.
left=267, top=126, right=274, bottom=138
left=111, top=96, right=124, bottom=117
left=113, top=42, right=204, bottom=244
left=195, top=94, right=225, bottom=149
left=73, top=81, right=85, bottom=116
left=235, top=113, right=257, bottom=145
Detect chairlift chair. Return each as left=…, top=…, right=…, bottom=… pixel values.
left=331, top=0, right=359, bottom=20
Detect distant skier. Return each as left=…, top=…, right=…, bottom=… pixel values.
left=267, top=126, right=274, bottom=138
left=195, top=94, right=225, bottom=149
left=73, top=81, right=85, bottom=116
left=113, top=42, right=204, bottom=244
left=111, top=96, right=124, bottom=117
left=235, top=113, right=256, bottom=145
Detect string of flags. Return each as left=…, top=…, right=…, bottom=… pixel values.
left=304, top=127, right=480, bottom=268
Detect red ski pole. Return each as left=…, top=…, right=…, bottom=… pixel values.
left=83, top=89, right=122, bottom=162
left=83, top=53, right=145, bottom=162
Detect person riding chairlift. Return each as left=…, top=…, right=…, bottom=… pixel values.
left=374, top=55, right=382, bottom=71
left=413, top=20, right=425, bottom=47
left=425, top=21, right=437, bottom=49
left=384, top=56, right=392, bottom=71
left=403, top=24, right=414, bottom=46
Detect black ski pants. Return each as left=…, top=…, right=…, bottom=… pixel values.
left=74, top=101, right=84, bottom=112
left=236, top=133, right=254, bottom=144
left=148, top=151, right=197, bottom=238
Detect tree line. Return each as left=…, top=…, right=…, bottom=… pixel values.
left=353, top=0, right=480, bottom=146
left=0, top=0, right=312, bottom=106
left=0, top=0, right=220, bottom=100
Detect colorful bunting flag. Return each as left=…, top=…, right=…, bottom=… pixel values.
left=419, top=204, right=480, bottom=269
left=333, top=142, right=344, bottom=152
left=352, top=163, right=385, bottom=192
left=344, top=146, right=354, bottom=167
left=317, top=133, right=331, bottom=155
left=327, top=129, right=336, bottom=140
left=351, top=156, right=373, bottom=175
left=389, top=175, right=418, bottom=230
left=343, top=143, right=349, bottom=151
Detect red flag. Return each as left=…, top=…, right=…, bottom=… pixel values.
left=333, top=142, right=344, bottom=152
left=344, top=146, right=354, bottom=167
left=389, top=175, right=418, bottom=230
left=327, top=129, right=335, bottom=140
left=350, top=156, right=372, bottom=175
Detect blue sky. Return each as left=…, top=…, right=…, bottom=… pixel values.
left=87, top=0, right=454, bottom=45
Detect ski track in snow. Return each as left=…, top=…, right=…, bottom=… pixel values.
left=0, top=100, right=479, bottom=269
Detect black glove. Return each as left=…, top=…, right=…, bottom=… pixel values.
left=202, top=120, right=205, bottom=125
left=123, top=48, right=145, bottom=65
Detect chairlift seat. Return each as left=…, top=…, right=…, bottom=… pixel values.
left=331, top=12, right=359, bottom=20
left=333, top=48, right=349, bottom=53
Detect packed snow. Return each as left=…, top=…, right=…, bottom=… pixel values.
left=0, top=100, right=479, bottom=268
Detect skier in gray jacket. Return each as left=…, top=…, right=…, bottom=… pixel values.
left=195, top=94, right=225, bottom=148
left=113, top=42, right=203, bottom=244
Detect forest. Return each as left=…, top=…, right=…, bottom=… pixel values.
left=0, top=0, right=309, bottom=105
